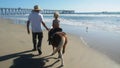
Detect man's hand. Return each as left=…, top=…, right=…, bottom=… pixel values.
left=27, top=30, right=30, bottom=34
left=47, top=28, right=50, bottom=31
left=27, top=20, right=30, bottom=34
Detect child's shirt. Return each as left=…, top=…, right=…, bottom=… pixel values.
left=52, top=19, right=60, bottom=28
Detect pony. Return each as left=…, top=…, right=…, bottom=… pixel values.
left=49, top=32, right=68, bottom=66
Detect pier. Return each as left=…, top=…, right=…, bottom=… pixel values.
left=0, top=8, right=32, bottom=15
left=0, top=8, right=75, bottom=15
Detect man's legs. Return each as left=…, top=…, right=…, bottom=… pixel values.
left=37, top=32, right=43, bottom=55
left=32, top=33, right=37, bottom=50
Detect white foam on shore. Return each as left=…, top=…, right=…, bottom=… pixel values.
left=80, top=37, right=89, bottom=47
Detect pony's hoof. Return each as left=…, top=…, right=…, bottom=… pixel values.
left=58, top=55, right=61, bottom=58
left=61, top=64, right=64, bottom=67
left=62, top=50, right=65, bottom=54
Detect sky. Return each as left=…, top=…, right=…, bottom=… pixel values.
left=0, top=0, right=120, bottom=12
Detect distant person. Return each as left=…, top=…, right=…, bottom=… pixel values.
left=86, top=26, right=88, bottom=32
left=27, top=5, right=49, bottom=55
left=48, top=12, right=62, bottom=45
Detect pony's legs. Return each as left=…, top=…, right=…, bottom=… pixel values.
left=62, top=36, right=68, bottom=54
left=58, top=49, right=64, bottom=66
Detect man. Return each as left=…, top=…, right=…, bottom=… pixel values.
left=27, top=5, right=49, bottom=55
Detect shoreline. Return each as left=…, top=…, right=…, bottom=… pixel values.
left=61, top=22, right=120, bottom=64
left=0, top=18, right=120, bottom=68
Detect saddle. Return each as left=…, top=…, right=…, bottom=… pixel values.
left=48, top=28, right=62, bottom=46
left=51, top=33, right=62, bottom=47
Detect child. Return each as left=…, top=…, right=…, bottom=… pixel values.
left=48, top=12, right=62, bottom=45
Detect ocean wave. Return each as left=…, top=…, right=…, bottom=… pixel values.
left=59, top=14, right=120, bottom=17
left=45, top=17, right=120, bottom=33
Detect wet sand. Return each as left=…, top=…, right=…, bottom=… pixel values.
left=0, top=18, right=120, bottom=68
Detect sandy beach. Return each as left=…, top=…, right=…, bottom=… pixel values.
left=0, top=18, right=120, bottom=68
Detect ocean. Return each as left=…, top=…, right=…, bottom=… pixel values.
left=1, top=13, right=120, bottom=64
left=2, top=14, right=120, bottom=33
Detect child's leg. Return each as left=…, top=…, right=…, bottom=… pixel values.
left=48, top=29, right=54, bottom=45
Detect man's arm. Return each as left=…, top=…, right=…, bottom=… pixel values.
left=41, top=21, right=49, bottom=31
left=27, top=20, right=30, bottom=34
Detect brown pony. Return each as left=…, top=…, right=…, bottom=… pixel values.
left=50, top=32, right=68, bottom=66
